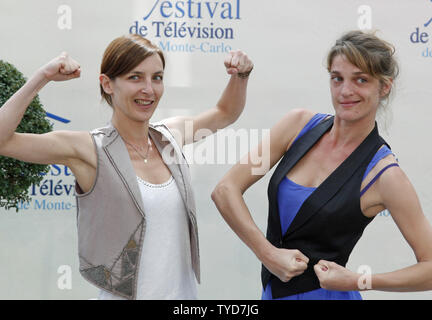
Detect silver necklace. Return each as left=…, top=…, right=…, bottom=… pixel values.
left=124, top=137, right=151, bottom=163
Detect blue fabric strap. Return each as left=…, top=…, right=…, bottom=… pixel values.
left=360, top=163, right=399, bottom=197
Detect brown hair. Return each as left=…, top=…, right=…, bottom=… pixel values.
left=100, top=34, right=165, bottom=107
left=327, top=30, right=399, bottom=103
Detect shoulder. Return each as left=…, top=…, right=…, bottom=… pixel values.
left=150, top=120, right=184, bottom=147
left=363, top=148, right=399, bottom=184
left=281, top=108, right=317, bottom=124
left=273, top=108, right=321, bottom=151
left=150, top=120, right=170, bottom=132
left=377, top=156, right=406, bottom=189
left=368, top=145, right=398, bottom=174
left=273, top=108, right=317, bottom=134
left=90, top=124, right=115, bottom=137
left=368, top=152, right=409, bottom=206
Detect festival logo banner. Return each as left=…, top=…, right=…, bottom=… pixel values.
left=129, top=0, right=241, bottom=54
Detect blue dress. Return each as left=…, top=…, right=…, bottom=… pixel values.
left=262, top=113, right=396, bottom=300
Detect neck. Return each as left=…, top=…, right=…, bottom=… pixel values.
left=111, top=109, right=150, bottom=146
left=329, top=113, right=376, bottom=148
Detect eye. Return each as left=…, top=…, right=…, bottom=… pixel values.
left=331, top=76, right=342, bottom=82
left=357, top=78, right=368, bottom=84
left=128, top=75, right=140, bottom=80
left=153, top=74, right=163, bottom=81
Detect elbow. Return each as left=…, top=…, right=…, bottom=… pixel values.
left=226, top=108, right=243, bottom=126
left=0, top=131, right=15, bottom=150
left=211, top=180, right=234, bottom=221
left=0, top=137, right=9, bottom=154
left=211, top=179, right=234, bottom=207
left=216, top=106, right=242, bottom=128
left=211, top=181, right=226, bottom=205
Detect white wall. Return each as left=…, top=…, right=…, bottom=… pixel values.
left=0, top=0, right=431, bottom=299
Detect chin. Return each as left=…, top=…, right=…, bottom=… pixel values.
left=131, top=105, right=158, bottom=122
left=335, top=109, right=376, bottom=125
left=133, top=112, right=154, bottom=123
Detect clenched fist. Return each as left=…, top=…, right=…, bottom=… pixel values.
left=263, top=248, right=309, bottom=283
left=39, top=52, right=81, bottom=82
left=224, top=50, right=253, bottom=78
left=313, top=260, right=360, bottom=291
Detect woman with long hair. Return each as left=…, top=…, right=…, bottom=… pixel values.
left=212, top=30, right=432, bottom=300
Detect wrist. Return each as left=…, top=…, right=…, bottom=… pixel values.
left=237, top=66, right=253, bottom=79
left=30, top=69, right=50, bottom=92
left=35, top=68, right=50, bottom=83
left=256, top=241, right=277, bottom=266
left=355, top=270, right=373, bottom=291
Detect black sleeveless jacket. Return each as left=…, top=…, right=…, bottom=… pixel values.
left=262, top=116, right=389, bottom=298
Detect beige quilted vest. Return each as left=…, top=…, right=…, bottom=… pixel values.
left=75, top=122, right=200, bottom=299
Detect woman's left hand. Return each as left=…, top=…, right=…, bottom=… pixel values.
left=224, top=50, right=254, bottom=77
left=313, top=260, right=360, bottom=291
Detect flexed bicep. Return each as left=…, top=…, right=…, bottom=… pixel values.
left=0, top=130, right=93, bottom=167
left=0, top=130, right=97, bottom=194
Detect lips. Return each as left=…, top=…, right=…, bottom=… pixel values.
left=340, top=100, right=360, bottom=108
left=134, top=99, right=154, bottom=109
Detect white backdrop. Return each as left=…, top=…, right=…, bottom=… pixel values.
left=0, top=0, right=431, bottom=300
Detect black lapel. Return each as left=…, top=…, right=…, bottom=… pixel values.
left=282, top=122, right=381, bottom=239
left=267, top=116, right=334, bottom=241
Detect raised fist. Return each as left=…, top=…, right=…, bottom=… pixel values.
left=224, top=50, right=253, bottom=78
left=39, top=52, right=81, bottom=82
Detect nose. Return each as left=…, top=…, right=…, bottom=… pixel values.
left=141, top=78, right=154, bottom=96
left=340, top=81, right=354, bottom=97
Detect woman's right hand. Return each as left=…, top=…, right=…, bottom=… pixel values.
left=39, top=52, right=81, bottom=82
left=263, top=247, right=309, bottom=283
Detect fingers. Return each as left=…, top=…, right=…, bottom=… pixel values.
left=223, top=54, right=232, bottom=69
left=293, top=249, right=309, bottom=264
left=313, top=260, right=331, bottom=282
left=282, top=250, right=309, bottom=281
left=224, top=54, right=237, bottom=75
left=316, top=259, right=330, bottom=271
left=313, top=263, right=328, bottom=276
left=224, top=50, right=253, bottom=75
left=59, top=52, right=80, bottom=76
left=294, top=259, right=308, bottom=271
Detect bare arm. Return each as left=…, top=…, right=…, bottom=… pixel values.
left=163, top=50, right=253, bottom=146
left=0, top=71, right=49, bottom=147
left=0, top=52, right=82, bottom=164
left=211, top=109, right=316, bottom=282
left=0, top=53, right=96, bottom=192
left=370, top=167, right=432, bottom=291
left=314, top=165, right=432, bottom=292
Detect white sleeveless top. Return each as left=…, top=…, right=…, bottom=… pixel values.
left=98, top=176, right=197, bottom=300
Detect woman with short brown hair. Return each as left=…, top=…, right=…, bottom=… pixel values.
left=0, top=34, right=253, bottom=300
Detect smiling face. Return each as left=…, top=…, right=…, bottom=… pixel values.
left=329, top=54, right=390, bottom=123
left=102, top=53, right=165, bottom=123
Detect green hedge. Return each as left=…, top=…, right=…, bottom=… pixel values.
left=0, top=60, right=53, bottom=211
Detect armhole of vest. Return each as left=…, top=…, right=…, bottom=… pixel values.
left=152, top=122, right=185, bottom=156
left=362, top=145, right=396, bottom=180
left=360, top=145, right=397, bottom=197
left=75, top=131, right=100, bottom=198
